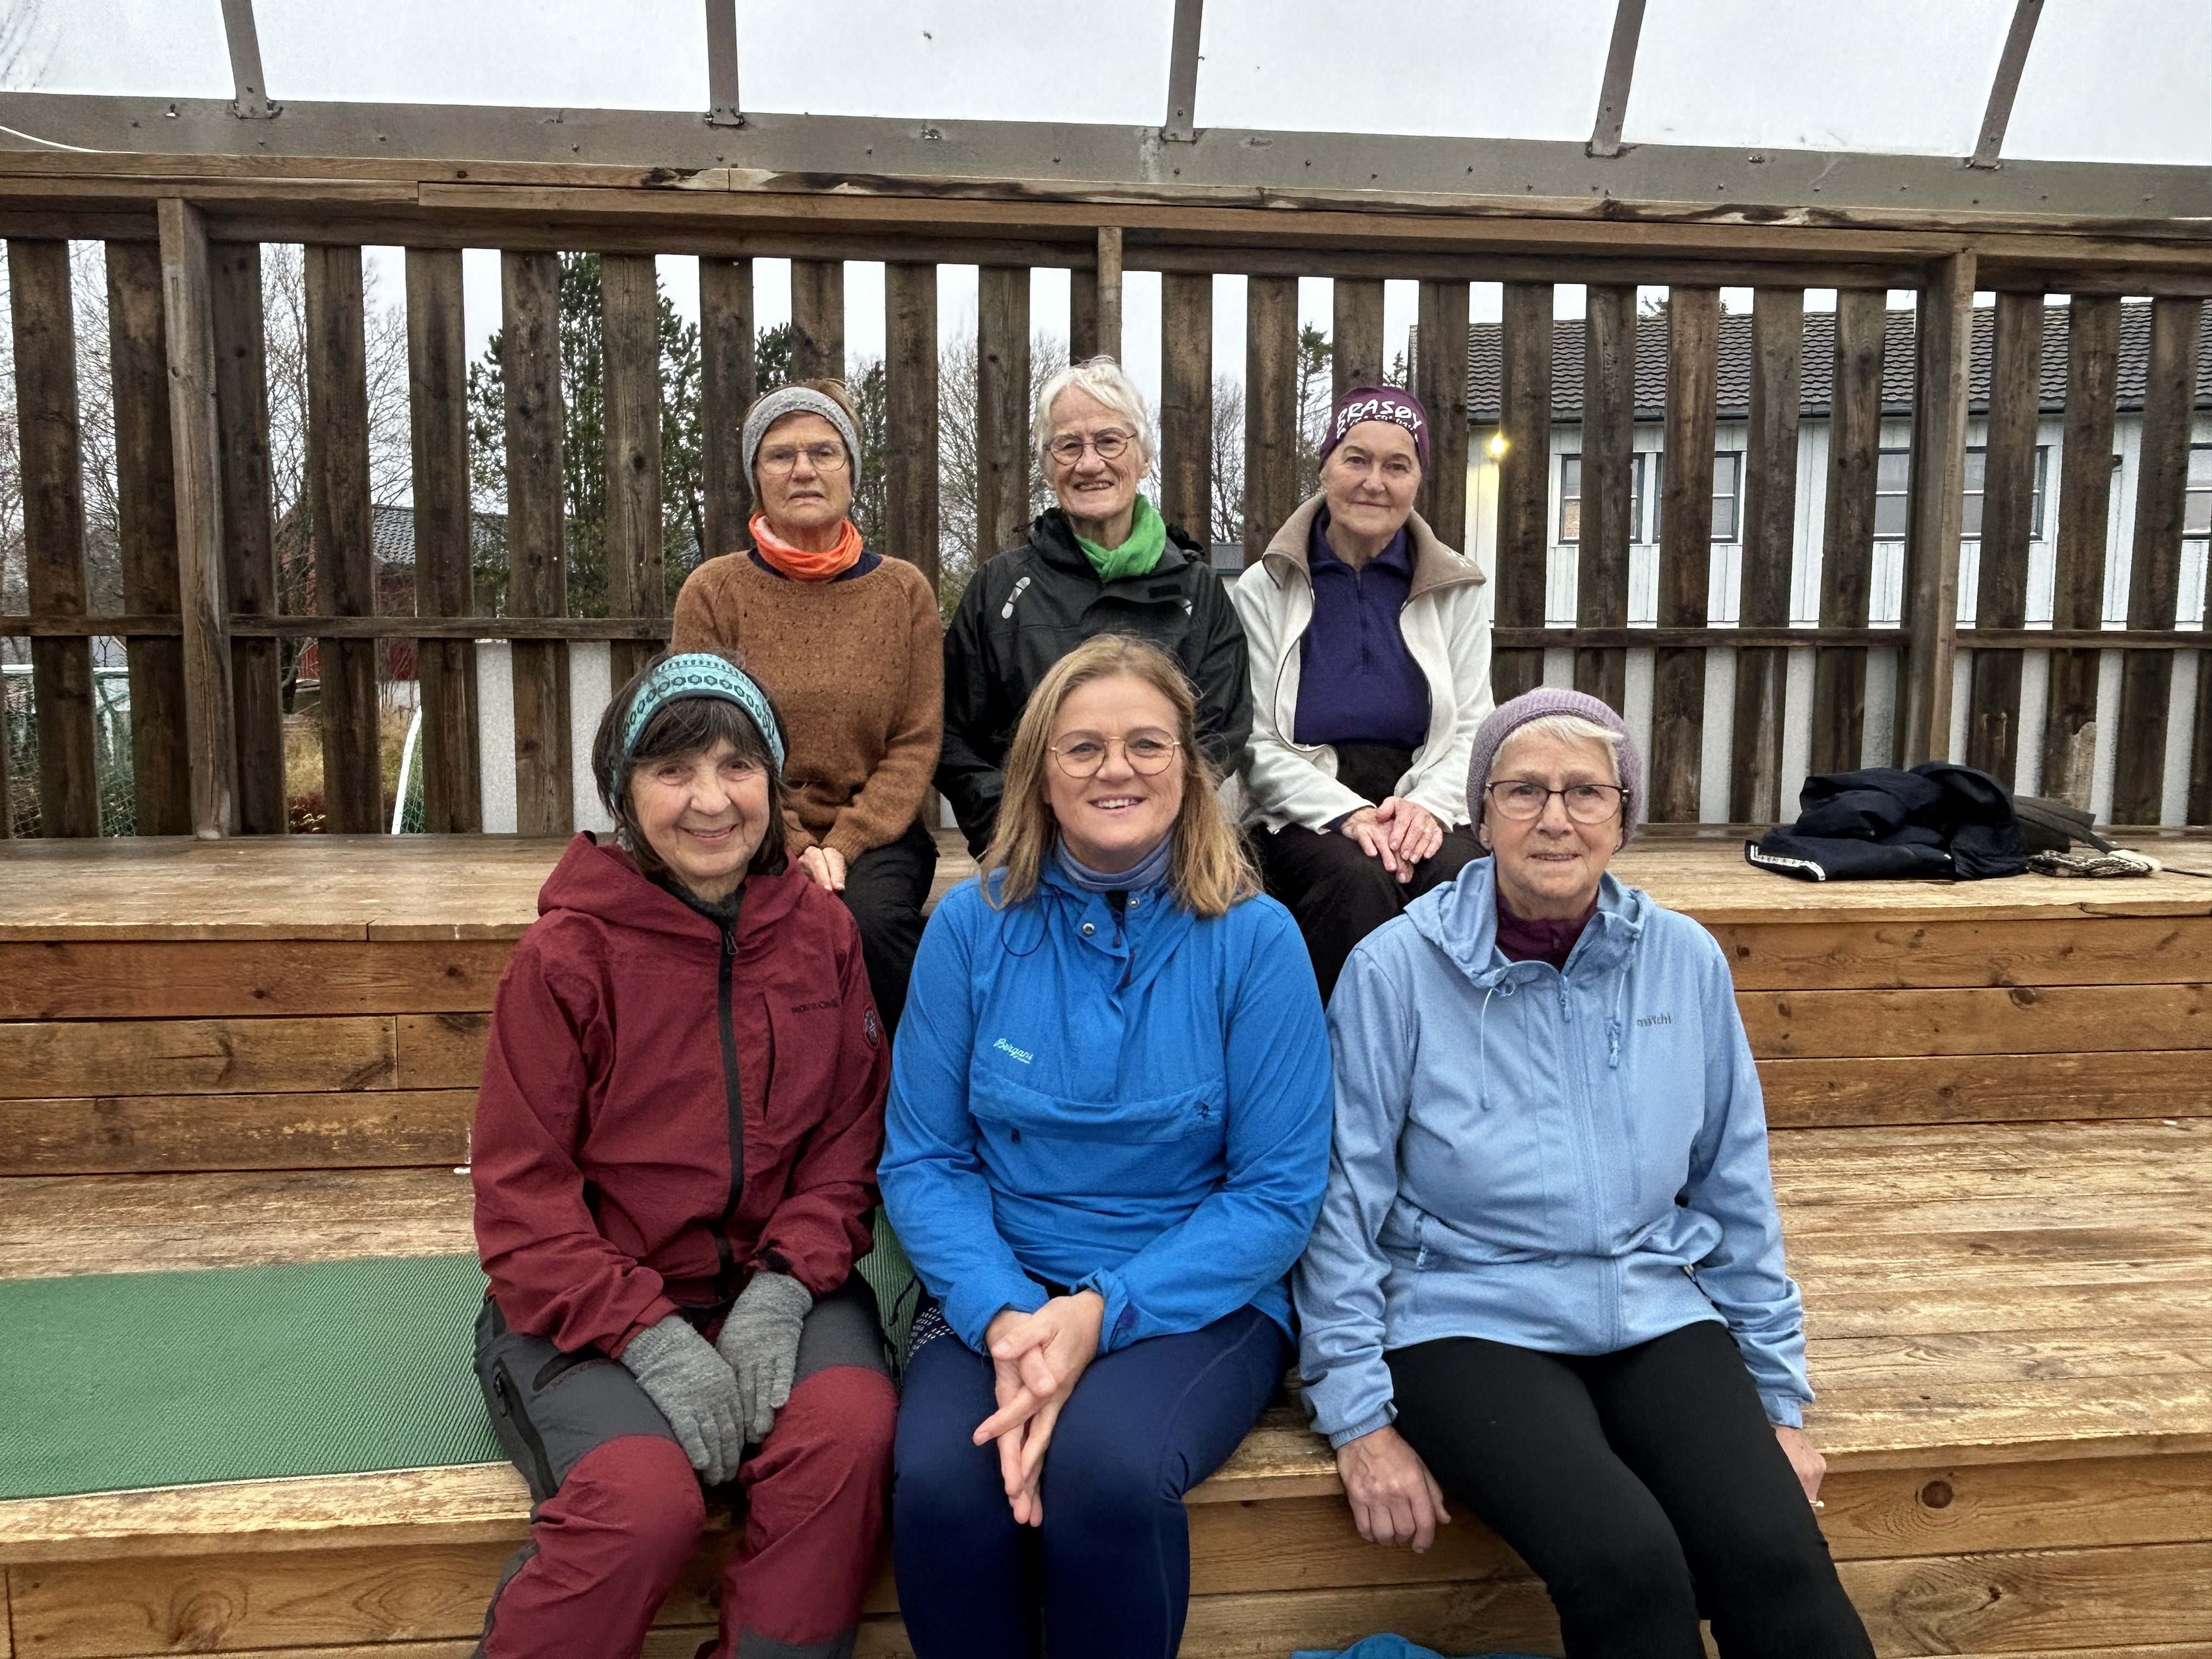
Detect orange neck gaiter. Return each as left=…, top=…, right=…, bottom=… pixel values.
left=751, top=514, right=864, bottom=583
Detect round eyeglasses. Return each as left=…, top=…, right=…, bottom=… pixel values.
left=1045, top=429, right=1134, bottom=466
left=1484, top=780, right=1629, bottom=823
left=757, top=442, right=849, bottom=475
left=1048, top=731, right=1182, bottom=778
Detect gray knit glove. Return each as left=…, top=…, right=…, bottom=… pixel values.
left=620, top=1314, right=745, bottom=1485
left=717, top=1271, right=812, bottom=1444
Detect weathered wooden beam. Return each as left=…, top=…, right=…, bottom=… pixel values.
left=1966, top=292, right=2042, bottom=787
left=698, top=256, right=755, bottom=560
left=601, top=253, right=664, bottom=689
left=1160, top=271, right=1212, bottom=543
left=1331, top=278, right=1384, bottom=398
left=405, top=245, right=481, bottom=834
left=2111, top=296, right=2203, bottom=825
left=304, top=243, right=380, bottom=834
left=1071, top=225, right=1124, bottom=363
left=883, top=261, right=940, bottom=590
left=1575, top=283, right=1635, bottom=713
left=1413, top=279, right=1469, bottom=548
left=1733, top=287, right=1803, bottom=823
left=1243, top=275, right=1299, bottom=569
left=501, top=249, right=572, bottom=836
left=788, top=256, right=843, bottom=382
left=7, top=238, right=99, bottom=837
left=1811, top=289, right=1886, bottom=776
left=1652, top=287, right=1717, bottom=825
left=1492, top=282, right=1552, bottom=704
left=207, top=241, right=284, bottom=834
left=104, top=239, right=191, bottom=836
left=1895, top=254, right=1974, bottom=769
left=2042, top=293, right=2120, bottom=809
left=156, top=199, right=238, bottom=838
left=975, top=266, right=1031, bottom=565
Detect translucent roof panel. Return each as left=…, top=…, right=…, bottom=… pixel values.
left=2004, top=0, right=2212, bottom=166
left=0, top=0, right=234, bottom=100
left=254, top=0, right=708, bottom=110
left=1623, top=0, right=2013, bottom=157
left=1196, top=0, right=1616, bottom=140
left=740, top=1, right=1175, bottom=126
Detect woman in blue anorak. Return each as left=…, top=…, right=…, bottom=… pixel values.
left=882, top=633, right=1333, bottom=1659
left=1295, top=689, right=1874, bottom=1659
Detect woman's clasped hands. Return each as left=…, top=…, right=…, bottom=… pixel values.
left=972, top=1292, right=1106, bottom=1526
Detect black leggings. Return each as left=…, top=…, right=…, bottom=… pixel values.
left=1387, top=1322, right=1873, bottom=1659
left=837, top=820, right=938, bottom=1039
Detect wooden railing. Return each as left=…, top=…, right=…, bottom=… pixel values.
left=2, top=160, right=2208, bottom=837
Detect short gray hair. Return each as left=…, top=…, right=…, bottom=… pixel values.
left=1032, top=357, right=1155, bottom=477
left=1488, top=714, right=1626, bottom=786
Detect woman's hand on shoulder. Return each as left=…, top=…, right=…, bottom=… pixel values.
left=1774, top=1424, right=1827, bottom=1505
left=798, top=845, right=848, bottom=893
left=1336, top=1424, right=1451, bottom=1551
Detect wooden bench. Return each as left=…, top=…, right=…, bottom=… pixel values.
left=3, top=833, right=2209, bottom=1658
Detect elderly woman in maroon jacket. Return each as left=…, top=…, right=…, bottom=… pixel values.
left=469, top=650, right=895, bottom=1659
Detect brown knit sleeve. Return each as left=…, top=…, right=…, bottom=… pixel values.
left=669, top=558, right=735, bottom=654
left=821, top=562, right=946, bottom=861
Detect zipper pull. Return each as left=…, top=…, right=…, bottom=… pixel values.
left=722, top=922, right=737, bottom=958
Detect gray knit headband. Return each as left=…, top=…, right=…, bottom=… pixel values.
left=740, top=387, right=861, bottom=479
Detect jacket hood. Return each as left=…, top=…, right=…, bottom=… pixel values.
left=1258, top=492, right=1483, bottom=605
left=1406, top=854, right=1647, bottom=990
left=536, top=831, right=808, bottom=945
left=1024, top=505, right=1208, bottom=586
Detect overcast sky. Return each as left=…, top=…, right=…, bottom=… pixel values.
left=5, top=0, right=2206, bottom=407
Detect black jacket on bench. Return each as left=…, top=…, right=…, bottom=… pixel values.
left=1747, top=763, right=2029, bottom=882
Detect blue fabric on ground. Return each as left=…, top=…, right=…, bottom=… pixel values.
left=1291, top=1638, right=1550, bottom=1659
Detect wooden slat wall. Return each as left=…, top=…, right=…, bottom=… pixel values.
left=304, top=244, right=381, bottom=834
left=1896, top=255, right=1976, bottom=769
left=1574, top=284, right=1635, bottom=712
left=405, top=247, right=480, bottom=833
left=975, top=266, right=1030, bottom=563
left=7, top=238, right=99, bottom=837
left=104, top=240, right=190, bottom=836
left=500, top=250, right=572, bottom=836
left=698, top=257, right=755, bottom=560
left=1071, top=227, right=1122, bottom=364
left=2044, top=293, right=2120, bottom=809
left=2111, top=296, right=2203, bottom=823
left=1811, top=289, right=1886, bottom=775
left=1331, top=278, right=1385, bottom=397
left=1160, top=272, right=1212, bottom=541
left=1732, top=287, right=1804, bottom=823
left=1244, top=275, right=1299, bottom=568
left=1492, top=283, right=1551, bottom=703
left=1966, top=292, right=2042, bottom=787
left=156, top=198, right=236, bottom=838
left=1413, top=280, right=1469, bottom=548
left=1651, top=287, right=1717, bottom=824
left=207, top=241, right=284, bottom=834
left=883, top=262, right=940, bottom=589
left=788, top=258, right=843, bottom=383
left=601, top=254, right=663, bottom=690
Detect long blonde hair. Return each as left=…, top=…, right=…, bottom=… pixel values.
left=982, top=634, right=1260, bottom=919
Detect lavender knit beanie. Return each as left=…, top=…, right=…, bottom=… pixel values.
left=1466, top=688, right=1645, bottom=840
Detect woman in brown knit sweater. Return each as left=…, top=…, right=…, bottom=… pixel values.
left=671, top=380, right=944, bottom=1034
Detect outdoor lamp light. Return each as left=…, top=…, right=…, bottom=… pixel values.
left=1488, top=432, right=1509, bottom=459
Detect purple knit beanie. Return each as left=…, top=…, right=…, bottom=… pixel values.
left=1466, top=688, right=1644, bottom=840
left=1317, top=385, right=1431, bottom=472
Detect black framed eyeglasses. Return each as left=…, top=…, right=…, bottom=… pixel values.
left=1048, top=731, right=1181, bottom=778
left=1045, top=429, right=1134, bottom=466
left=1484, top=780, right=1628, bottom=824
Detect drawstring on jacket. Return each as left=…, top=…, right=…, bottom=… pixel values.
left=1475, top=982, right=1499, bottom=1111
left=1607, top=950, right=1632, bottom=1069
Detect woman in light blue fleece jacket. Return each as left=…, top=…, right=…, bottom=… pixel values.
left=884, top=634, right=1332, bottom=1659
left=1295, top=689, right=1872, bottom=1659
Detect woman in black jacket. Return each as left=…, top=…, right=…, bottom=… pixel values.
left=935, top=356, right=1252, bottom=855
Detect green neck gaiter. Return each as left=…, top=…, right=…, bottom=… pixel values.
left=1073, top=495, right=1168, bottom=583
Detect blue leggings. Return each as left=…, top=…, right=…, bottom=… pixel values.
left=891, top=1304, right=1286, bottom=1659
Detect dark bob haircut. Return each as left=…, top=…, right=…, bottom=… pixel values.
left=590, top=648, right=789, bottom=881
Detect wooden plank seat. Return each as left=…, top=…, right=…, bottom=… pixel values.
left=1, top=833, right=2208, bottom=1657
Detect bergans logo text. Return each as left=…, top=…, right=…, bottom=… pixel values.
left=994, top=1038, right=1035, bottom=1064
left=1636, top=1013, right=1673, bottom=1028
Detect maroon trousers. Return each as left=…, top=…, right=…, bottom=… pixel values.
left=473, top=1288, right=896, bottom=1659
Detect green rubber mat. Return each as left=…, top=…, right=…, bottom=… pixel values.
left=0, top=1254, right=504, bottom=1500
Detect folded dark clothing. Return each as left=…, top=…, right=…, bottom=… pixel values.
left=1748, top=761, right=2028, bottom=883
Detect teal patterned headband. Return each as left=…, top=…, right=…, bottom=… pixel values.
left=609, top=654, right=785, bottom=795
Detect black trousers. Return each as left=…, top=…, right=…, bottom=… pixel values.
left=837, top=819, right=938, bottom=1039
left=1387, top=1322, right=1874, bottom=1659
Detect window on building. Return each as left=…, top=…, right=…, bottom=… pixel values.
left=1560, top=454, right=1646, bottom=543
left=2187, top=444, right=2212, bottom=538
left=1961, top=447, right=2050, bottom=539
left=1712, top=453, right=1742, bottom=542
left=1562, top=452, right=1734, bottom=543
left=1874, top=449, right=1911, bottom=538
